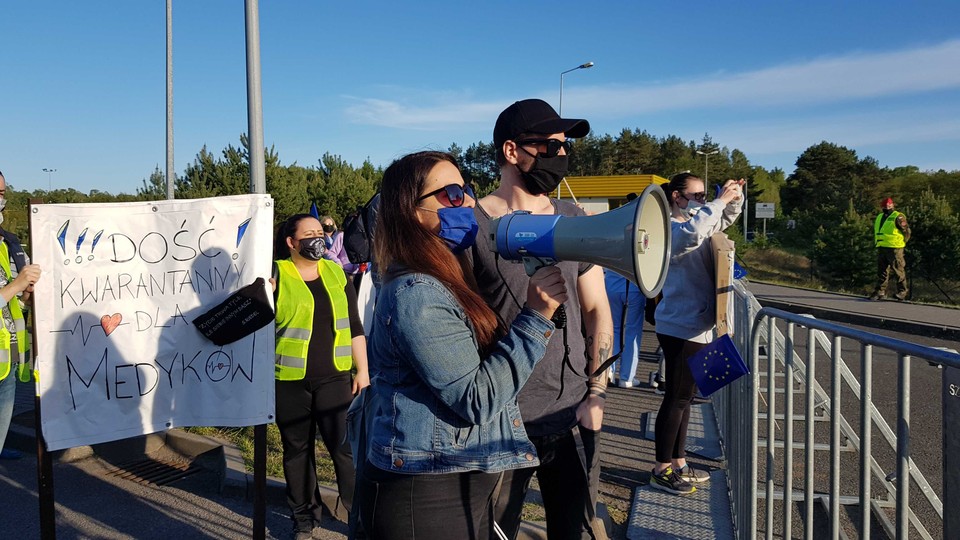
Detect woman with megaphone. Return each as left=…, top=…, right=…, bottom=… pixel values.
left=354, top=151, right=567, bottom=539
left=651, top=172, right=744, bottom=496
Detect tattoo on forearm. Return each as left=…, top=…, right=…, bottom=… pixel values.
left=589, top=332, right=613, bottom=388
left=597, top=332, right=612, bottom=363
left=585, top=336, right=594, bottom=362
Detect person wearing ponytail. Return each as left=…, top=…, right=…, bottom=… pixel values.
left=354, top=151, right=567, bottom=539
left=271, top=213, right=370, bottom=540
left=650, top=172, right=744, bottom=496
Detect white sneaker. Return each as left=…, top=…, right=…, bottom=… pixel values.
left=677, top=464, right=710, bottom=483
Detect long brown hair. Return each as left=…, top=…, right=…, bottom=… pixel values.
left=375, top=151, right=499, bottom=349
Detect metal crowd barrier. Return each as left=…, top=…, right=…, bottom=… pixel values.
left=713, top=280, right=960, bottom=540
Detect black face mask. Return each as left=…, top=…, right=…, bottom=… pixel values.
left=518, top=148, right=569, bottom=195
left=322, top=224, right=335, bottom=233
left=883, top=208, right=893, bottom=216
left=297, top=236, right=326, bottom=261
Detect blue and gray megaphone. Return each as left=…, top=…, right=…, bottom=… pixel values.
left=489, top=184, right=671, bottom=299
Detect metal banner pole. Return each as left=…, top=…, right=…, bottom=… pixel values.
left=253, top=424, right=267, bottom=540
left=244, top=2, right=267, bottom=538
left=29, top=198, right=56, bottom=539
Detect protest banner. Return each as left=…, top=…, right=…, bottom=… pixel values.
left=30, top=194, right=275, bottom=451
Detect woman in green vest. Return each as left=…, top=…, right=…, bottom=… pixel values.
left=272, top=213, right=370, bottom=540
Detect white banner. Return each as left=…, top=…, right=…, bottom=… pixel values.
left=31, top=195, right=275, bottom=451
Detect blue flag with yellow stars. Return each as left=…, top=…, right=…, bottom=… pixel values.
left=686, top=334, right=749, bottom=397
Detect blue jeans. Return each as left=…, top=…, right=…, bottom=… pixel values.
left=605, top=273, right=645, bottom=383
left=0, top=375, right=16, bottom=452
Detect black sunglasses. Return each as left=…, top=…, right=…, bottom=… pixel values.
left=680, top=191, right=707, bottom=203
left=417, top=183, right=476, bottom=207
left=514, top=138, right=573, bottom=158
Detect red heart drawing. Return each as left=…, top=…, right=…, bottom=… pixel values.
left=101, top=313, right=122, bottom=336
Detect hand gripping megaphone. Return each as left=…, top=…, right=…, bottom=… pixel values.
left=489, top=183, right=672, bottom=298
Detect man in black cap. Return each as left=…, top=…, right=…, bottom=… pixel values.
left=466, top=99, right=612, bottom=539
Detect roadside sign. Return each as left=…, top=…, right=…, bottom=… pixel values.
left=755, top=203, right=775, bottom=219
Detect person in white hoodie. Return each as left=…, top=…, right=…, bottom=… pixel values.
left=650, top=172, right=744, bottom=495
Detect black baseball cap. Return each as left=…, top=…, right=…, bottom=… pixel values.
left=493, top=99, right=590, bottom=149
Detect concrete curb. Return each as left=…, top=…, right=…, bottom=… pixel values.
left=757, top=297, right=960, bottom=341
left=750, top=280, right=960, bottom=341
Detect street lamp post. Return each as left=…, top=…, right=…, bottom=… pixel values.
left=559, top=61, right=594, bottom=116
left=556, top=62, right=594, bottom=200
left=696, top=149, right=719, bottom=195
left=42, top=168, right=57, bottom=190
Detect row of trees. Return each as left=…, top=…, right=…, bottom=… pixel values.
left=5, top=132, right=958, bottom=301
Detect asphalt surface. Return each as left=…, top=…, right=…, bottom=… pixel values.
left=0, top=280, right=956, bottom=539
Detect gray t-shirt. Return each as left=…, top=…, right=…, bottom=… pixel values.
left=467, top=199, right=592, bottom=437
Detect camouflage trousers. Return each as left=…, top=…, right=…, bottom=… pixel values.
left=874, top=247, right=907, bottom=299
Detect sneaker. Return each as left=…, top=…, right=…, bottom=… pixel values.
left=650, top=467, right=696, bottom=495
left=869, top=292, right=885, bottom=301
left=894, top=294, right=907, bottom=301
left=291, top=530, right=312, bottom=540
left=653, top=372, right=666, bottom=394
left=0, top=448, right=23, bottom=460
left=616, top=379, right=633, bottom=388
left=677, top=463, right=710, bottom=483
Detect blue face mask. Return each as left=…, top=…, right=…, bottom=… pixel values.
left=420, top=206, right=479, bottom=253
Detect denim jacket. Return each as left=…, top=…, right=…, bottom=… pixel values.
left=365, top=271, right=555, bottom=474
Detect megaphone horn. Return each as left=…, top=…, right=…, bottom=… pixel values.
left=490, top=183, right=671, bottom=298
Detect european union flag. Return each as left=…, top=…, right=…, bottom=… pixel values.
left=686, top=334, right=749, bottom=397
left=733, top=262, right=748, bottom=280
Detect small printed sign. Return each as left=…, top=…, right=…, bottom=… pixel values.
left=755, top=203, right=775, bottom=219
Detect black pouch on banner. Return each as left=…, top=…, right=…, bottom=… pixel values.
left=192, top=277, right=274, bottom=346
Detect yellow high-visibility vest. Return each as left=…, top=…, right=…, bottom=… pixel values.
left=875, top=211, right=906, bottom=248
left=274, top=258, right=352, bottom=380
left=0, top=242, right=28, bottom=382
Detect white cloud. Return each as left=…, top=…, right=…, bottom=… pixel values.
left=345, top=39, right=960, bottom=128
left=711, top=108, right=960, bottom=156
left=343, top=96, right=507, bottom=130
left=574, top=39, right=960, bottom=115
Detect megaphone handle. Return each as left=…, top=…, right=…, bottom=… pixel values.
left=551, top=304, right=567, bottom=329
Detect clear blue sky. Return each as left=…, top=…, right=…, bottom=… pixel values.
left=2, top=1, right=959, bottom=195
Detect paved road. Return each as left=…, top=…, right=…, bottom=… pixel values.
left=0, top=451, right=347, bottom=539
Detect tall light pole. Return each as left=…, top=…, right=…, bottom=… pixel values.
left=559, top=61, right=594, bottom=116
left=166, top=0, right=175, bottom=200
left=556, top=62, right=594, bottom=200
left=696, top=149, right=719, bottom=195
left=245, top=0, right=266, bottom=195
left=42, top=168, right=57, bottom=190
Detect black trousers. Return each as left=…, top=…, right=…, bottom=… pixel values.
left=275, top=374, right=356, bottom=530
left=654, top=333, right=707, bottom=463
left=357, top=462, right=502, bottom=540
left=493, top=425, right=601, bottom=540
